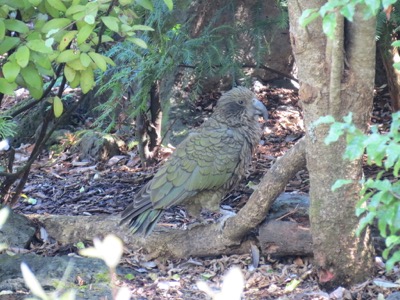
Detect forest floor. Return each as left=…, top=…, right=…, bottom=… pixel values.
left=8, top=83, right=400, bottom=299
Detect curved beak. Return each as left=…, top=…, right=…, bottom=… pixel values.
left=252, top=98, right=268, bottom=120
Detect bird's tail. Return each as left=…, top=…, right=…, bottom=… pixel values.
left=120, top=203, right=163, bottom=237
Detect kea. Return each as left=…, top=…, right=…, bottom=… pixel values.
left=120, top=87, right=268, bottom=236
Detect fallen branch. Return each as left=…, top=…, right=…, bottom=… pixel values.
left=33, top=138, right=307, bottom=259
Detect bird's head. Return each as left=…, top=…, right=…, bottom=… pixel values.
left=214, top=87, right=268, bottom=126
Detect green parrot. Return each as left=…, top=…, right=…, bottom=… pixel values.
left=120, top=87, right=268, bottom=236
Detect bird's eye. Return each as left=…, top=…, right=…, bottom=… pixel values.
left=238, top=100, right=244, bottom=104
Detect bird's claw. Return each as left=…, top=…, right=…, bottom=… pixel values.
left=218, top=208, right=236, bottom=230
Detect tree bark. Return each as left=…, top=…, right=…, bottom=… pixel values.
left=32, top=138, right=306, bottom=259
left=288, top=1, right=375, bottom=290
left=377, top=24, right=400, bottom=111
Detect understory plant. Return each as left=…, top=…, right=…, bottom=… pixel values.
left=315, top=112, right=400, bottom=271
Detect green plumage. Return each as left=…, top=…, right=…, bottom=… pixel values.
left=120, top=87, right=268, bottom=236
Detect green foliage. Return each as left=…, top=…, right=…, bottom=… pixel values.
left=0, top=116, right=17, bottom=139
left=321, top=112, right=400, bottom=271
left=299, top=0, right=396, bottom=39
left=95, top=0, right=286, bottom=130
left=0, top=0, right=172, bottom=116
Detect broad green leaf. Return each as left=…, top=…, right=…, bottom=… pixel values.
left=35, top=64, right=54, bottom=77
left=121, top=24, right=133, bottom=32
left=4, top=19, right=29, bottom=34
left=384, top=143, right=400, bottom=169
left=66, top=4, right=85, bottom=16
left=2, top=61, right=20, bottom=82
left=44, top=0, right=61, bottom=18
left=47, top=0, right=67, bottom=11
left=53, top=96, right=63, bottom=117
left=84, top=14, right=95, bottom=25
left=131, top=25, right=154, bottom=31
left=127, top=37, right=147, bottom=48
left=80, top=67, right=94, bottom=93
left=77, top=24, right=94, bottom=44
left=163, top=0, right=173, bottom=11
left=88, top=52, right=107, bottom=71
left=42, top=18, right=71, bottom=34
left=0, top=19, right=5, bottom=40
left=313, top=115, right=335, bottom=126
left=322, top=13, right=336, bottom=39
left=136, top=0, right=153, bottom=11
left=0, top=78, right=17, bottom=95
left=319, top=1, right=337, bottom=17
left=15, top=45, right=30, bottom=68
left=391, top=41, right=400, bottom=48
left=394, top=159, right=400, bottom=177
left=69, top=71, right=80, bottom=87
left=386, top=235, right=400, bottom=248
left=378, top=214, right=389, bottom=237
left=324, top=122, right=345, bottom=144
left=343, top=113, right=353, bottom=124
left=356, top=212, right=376, bottom=235
left=26, top=39, right=53, bottom=53
left=89, top=35, right=114, bottom=45
left=27, top=86, right=43, bottom=99
left=56, top=49, right=80, bottom=63
left=344, top=134, right=366, bottom=160
left=45, top=38, right=54, bottom=48
left=364, top=0, right=381, bottom=17
left=299, top=8, right=319, bottom=27
left=72, top=11, right=86, bottom=21
left=103, top=55, right=115, bottom=66
left=64, top=64, right=76, bottom=82
left=78, top=43, right=91, bottom=52
left=79, top=52, right=92, bottom=67
left=119, top=0, right=133, bottom=5
left=0, top=36, right=20, bottom=54
left=28, top=0, right=42, bottom=5
left=58, top=30, right=77, bottom=51
left=31, top=52, right=52, bottom=70
left=394, top=62, right=400, bottom=71
left=365, top=134, right=389, bottom=166
left=340, top=3, right=355, bottom=21
left=385, top=250, right=400, bottom=272
left=66, top=58, right=86, bottom=70
left=101, top=16, right=119, bottom=32
left=20, top=63, right=43, bottom=91
left=331, top=179, right=353, bottom=192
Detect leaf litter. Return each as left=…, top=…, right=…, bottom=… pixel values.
left=7, top=84, right=400, bottom=299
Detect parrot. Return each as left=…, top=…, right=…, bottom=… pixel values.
left=120, top=87, right=268, bottom=236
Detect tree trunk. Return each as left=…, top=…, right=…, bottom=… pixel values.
left=287, top=1, right=375, bottom=290
left=135, top=82, right=162, bottom=166
left=377, top=23, right=400, bottom=111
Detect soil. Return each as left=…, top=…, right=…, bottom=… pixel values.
left=3, top=83, right=400, bottom=299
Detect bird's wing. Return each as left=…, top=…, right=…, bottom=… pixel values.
left=150, top=127, right=247, bottom=209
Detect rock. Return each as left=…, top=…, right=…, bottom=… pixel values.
left=0, top=253, right=133, bottom=299
left=266, top=192, right=310, bottom=221
left=0, top=209, right=35, bottom=249
left=73, top=131, right=124, bottom=161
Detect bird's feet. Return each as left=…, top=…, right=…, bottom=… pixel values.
left=218, top=208, right=236, bottom=230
